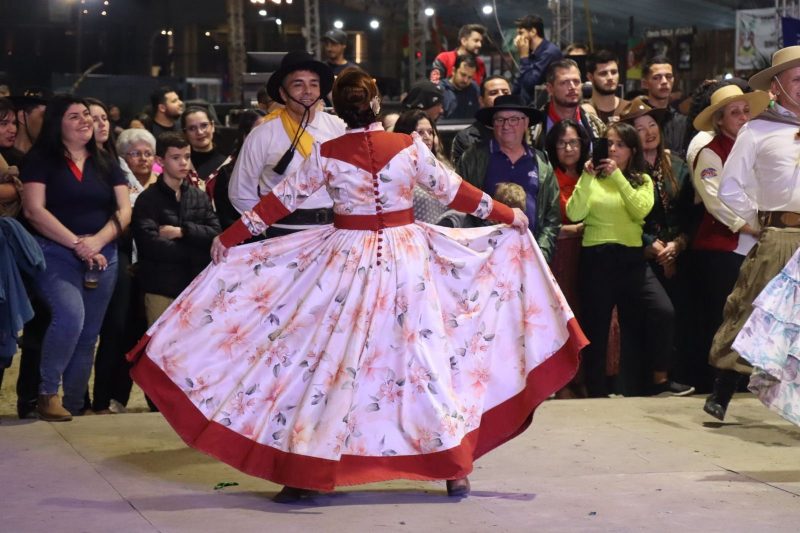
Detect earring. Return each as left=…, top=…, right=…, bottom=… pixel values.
left=370, top=95, right=381, bottom=115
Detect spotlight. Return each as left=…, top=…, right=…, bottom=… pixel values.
left=369, top=19, right=380, bottom=30
left=333, top=20, right=344, bottom=29
left=424, top=7, right=435, bottom=17
left=259, top=9, right=267, bottom=15
left=204, top=31, right=211, bottom=37
left=482, top=5, right=493, bottom=15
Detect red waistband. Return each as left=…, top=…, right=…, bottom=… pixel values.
left=333, top=208, right=415, bottom=230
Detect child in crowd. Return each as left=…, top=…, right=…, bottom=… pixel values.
left=437, top=182, right=526, bottom=228
left=132, top=132, right=221, bottom=326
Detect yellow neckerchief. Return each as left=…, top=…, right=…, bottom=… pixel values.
left=264, top=107, right=314, bottom=159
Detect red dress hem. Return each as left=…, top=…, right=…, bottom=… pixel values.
left=127, top=319, right=586, bottom=491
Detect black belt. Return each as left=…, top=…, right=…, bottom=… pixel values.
left=276, top=208, right=334, bottom=225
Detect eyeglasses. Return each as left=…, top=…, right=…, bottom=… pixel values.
left=556, top=139, right=581, bottom=150
left=126, top=150, right=154, bottom=159
left=185, top=122, right=211, bottom=133
left=492, top=116, right=526, bottom=127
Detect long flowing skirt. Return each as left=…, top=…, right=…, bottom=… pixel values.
left=733, top=247, right=800, bottom=426
left=128, top=222, right=586, bottom=490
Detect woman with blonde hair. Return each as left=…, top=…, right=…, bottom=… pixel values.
left=691, top=84, right=770, bottom=419
left=129, top=66, right=584, bottom=502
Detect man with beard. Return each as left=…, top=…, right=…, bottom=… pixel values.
left=641, top=56, right=687, bottom=157
left=586, top=50, right=629, bottom=125
left=321, top=29, right=358, bottom=76
left=533, top=59, right=604, bottom=147
left=442, top=55, right=481, bottom=119
left=450, top=75, right=511, bottom=166
left=431, top=24, right=487, bottom=85
left=149, top=86, right=184, bottom=138
left=228, top=51, right=346, bottom=238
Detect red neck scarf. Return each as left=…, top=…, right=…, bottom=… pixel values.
left=548, top=102, right=582, bottom=126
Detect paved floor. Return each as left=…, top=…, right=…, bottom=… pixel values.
left=2, top=395, right=799, bottom=533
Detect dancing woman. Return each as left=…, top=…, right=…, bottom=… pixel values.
left=129, top=68, right=585, bottom=502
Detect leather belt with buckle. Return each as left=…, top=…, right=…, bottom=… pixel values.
left=759, top=210, right=800, bottom=229
left=277, top=208, right=334, bottom=225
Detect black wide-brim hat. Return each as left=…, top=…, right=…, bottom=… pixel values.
left=266, top=51, right=335, bottom=105
left=475, top=94, right=543, bottom=127
left=9, top=86, right=52, bottom=107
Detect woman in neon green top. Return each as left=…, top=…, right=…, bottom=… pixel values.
left=566, top=122, right=690, bottom=398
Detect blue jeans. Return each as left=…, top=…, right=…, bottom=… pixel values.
left=34, top=237, right=118, bottom=414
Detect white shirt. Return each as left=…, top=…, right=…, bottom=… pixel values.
left=693, top=144, right=756, bottom=255
left=228, top=110, right=346, bottom=226
left=686, top=130, right=713, bottom=171
left=719, top=104, right=800, bottom=230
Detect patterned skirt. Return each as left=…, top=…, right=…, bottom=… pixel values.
left=128, top=222, right=585, bottom=490
left=733, top=246, right=800, bottom=426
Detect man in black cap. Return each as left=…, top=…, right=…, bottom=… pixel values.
left=321, top=29, right=358, bottom=76
left=401, top=80, right=445, bottom=123
left=228, top=51, right=346, bottom=238
left=457, top=94, right=561, bottom=262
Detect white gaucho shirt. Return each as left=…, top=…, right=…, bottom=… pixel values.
left=228, top=110, right=346, bottom=229
left=719, top=104, right=800, bottom=230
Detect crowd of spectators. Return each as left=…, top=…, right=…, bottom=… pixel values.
left=0, top=13, right=786, bottom=422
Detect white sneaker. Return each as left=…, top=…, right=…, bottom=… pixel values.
left=109, top=399, right=128, bottom=414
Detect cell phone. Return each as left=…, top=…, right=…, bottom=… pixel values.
left=592, top=138, right=608, bottom=167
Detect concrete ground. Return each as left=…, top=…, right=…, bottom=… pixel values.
left=1, top=394, right=799, bottom=533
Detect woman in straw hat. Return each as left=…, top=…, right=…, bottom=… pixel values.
left=689, top=84, right=770, bottom=418
left=128, top=67, right=586, bottom=502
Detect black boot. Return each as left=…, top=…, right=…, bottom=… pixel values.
left=703, top=369, right=742, bottom=421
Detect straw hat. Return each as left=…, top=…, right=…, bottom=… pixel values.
left=748, top=45, right=800, bottom=90
left=692, top=85, right=771, bottom=131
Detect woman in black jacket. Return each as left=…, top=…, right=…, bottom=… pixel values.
left=132, top=132, right=220, bottom=325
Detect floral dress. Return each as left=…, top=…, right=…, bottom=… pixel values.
left=733, top=247, right=800, bottom=425
left=128, top=123, right=585, bottom=490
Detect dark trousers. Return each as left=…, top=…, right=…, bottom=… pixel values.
left=687, top=249, right=745, bottom=392
left=17, top=291, right=49, bottom=416
left=91, top=249, right=145, bottom=410
left=579, top=244, right=675, bottom=397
